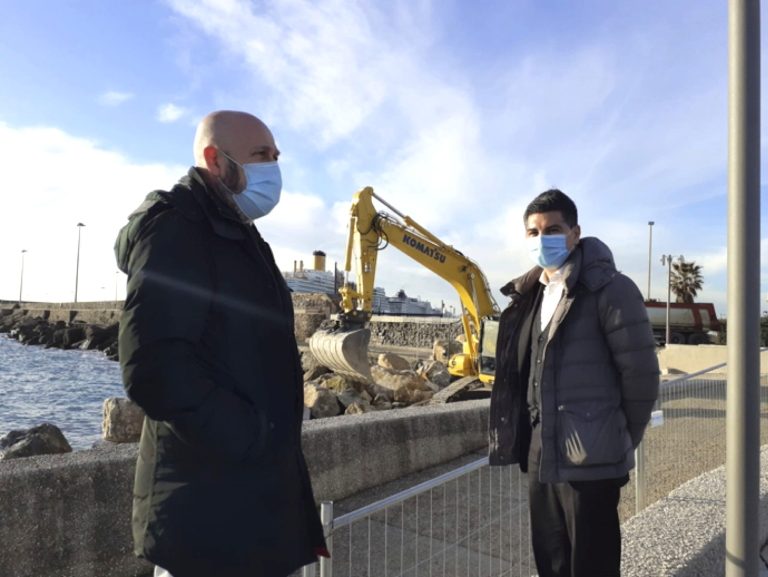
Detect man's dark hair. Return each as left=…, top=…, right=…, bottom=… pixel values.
left=523, top=188, right=578, bottom=227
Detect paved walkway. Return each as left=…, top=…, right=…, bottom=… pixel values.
left=299, top=447, right=768, bottom=577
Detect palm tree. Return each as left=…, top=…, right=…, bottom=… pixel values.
left=670, top=259, right=703, bottom=303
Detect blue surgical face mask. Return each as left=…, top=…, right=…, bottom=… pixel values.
left=220, top=151, right=282, bottom=220
left=527, top=234, right=571, bottom=270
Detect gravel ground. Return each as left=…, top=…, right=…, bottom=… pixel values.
left=619, top=376, right=768, bottom=523
left=620, top=444, right=768, bottom=577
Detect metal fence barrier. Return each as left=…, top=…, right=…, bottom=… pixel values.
left=631, top=366, right=768, bottom=516
left=303, top=363, right=768, bottom=576
left=303, top=458, right=533, bottom=577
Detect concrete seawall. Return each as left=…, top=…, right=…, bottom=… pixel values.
left=0, top=297, right=462, bottom=348
left=1, top=300, right=124, bottom=326
left=0, top=401, right=490, bottom=577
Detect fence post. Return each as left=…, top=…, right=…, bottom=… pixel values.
left=319, top=501, right=334, bottom=577
left=635, top=442, right=646, bottom=514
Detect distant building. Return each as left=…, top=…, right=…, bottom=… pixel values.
left=282, top=251, right=443, bottom=316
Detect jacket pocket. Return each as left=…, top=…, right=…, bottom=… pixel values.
left=556, top=403, right=627, bottom=467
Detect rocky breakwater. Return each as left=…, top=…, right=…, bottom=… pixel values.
left=302, top=349, right=453, bottom=418
left=0, top=308, right=123, bottom=458
left=0, top=300, right=465, bottom=457
left=0, top=306, right=119, bottom=359
left=95, top=348, right=456, bottom=444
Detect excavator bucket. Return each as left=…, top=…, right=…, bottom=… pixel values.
left=308, top=327, right=373, bottom=382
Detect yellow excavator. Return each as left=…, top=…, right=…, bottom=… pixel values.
left=308, top=187, right=500, bottom=390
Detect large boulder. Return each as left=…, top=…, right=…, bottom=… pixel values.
left=318, top=373, right=362, bottom=394
left=344, top=401, right=369, bottom=415
left=0, top=308, right=24, bottom=332
left=371, top=393, right=393, bottom=410
left=291, top=293, right=338, bottom=343
left=300, top=350, right=332, bottom=382
left=0, top=423, right=72, bottom=460
left=62, top=325, right=87, bottom=349
left=337, top=388, right=372, bottom=410
left=51, top=327, right=67, bottom=348
left=33, top=321, right=56, bottom=346
left=9, top=317, right=47, bottom=344
left=82, top=323, right=119, bottom=351
left=300, top=349, right=320, bottom=373
left=393, top=386, right=434, bottom=404
left=104, top=340, right=119, bottom=361
left=102, top=397, right=145, bottom=443
left=294, top=312, right=330, bottom=344
left=418, top=360, right=452, bottom=389
left=371, top=365, right=428, bottom=391
left=304, top=384, right=341, bottom=419
left=431, top=338, right=464, bottom=363
left=370, top=365, right=435, bottom=405
left=377, top=353, right=411, bottom=371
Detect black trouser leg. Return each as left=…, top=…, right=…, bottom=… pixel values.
left=528, top=425, right=625, bottom=577
left=562, top=478, right=623, bottom=576
left=528, top=426, right=570, bottom=577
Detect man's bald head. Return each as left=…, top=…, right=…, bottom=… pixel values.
left=193, top=111, right=275, bottom=166
left=191, top=111, right=281, bottom=220
left=193, top=110, right=280, bottom=191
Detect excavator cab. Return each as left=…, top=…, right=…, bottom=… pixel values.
left=478, top=319, right=498, bottom=382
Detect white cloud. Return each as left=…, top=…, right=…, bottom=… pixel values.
left=159, top=0, right=754, bottom=316
left=167, top=0, right=433, bottom=146
left=0, top=120, right=363, bottom=304
left=157, top=103, right=187, bottom=123
left=0, top=122, right=185, bottom=302
left=98, top=90, right=134, bottom=107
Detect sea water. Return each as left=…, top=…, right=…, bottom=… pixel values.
left=0, top=335, right=124, bottom=450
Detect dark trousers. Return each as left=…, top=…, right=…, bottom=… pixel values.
left=527, top=426, right=627, bottom=577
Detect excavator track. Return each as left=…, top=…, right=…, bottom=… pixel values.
left=308, top=327, right=373, bottom=382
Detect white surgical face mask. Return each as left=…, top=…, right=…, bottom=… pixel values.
left=220, top=151, right=282, bottom=220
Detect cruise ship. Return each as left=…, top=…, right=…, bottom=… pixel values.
left=283, top=251, right=443, bottom=316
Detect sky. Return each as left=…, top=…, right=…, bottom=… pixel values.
left=0, top=0, right=766, bottom=319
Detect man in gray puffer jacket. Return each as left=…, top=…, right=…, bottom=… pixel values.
left=489, top=189, right=659, bottom=577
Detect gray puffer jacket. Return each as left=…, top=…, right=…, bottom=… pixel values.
left=489, top=237, right=660, bottom=483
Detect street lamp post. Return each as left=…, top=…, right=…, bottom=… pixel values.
left=19, top=249, right=27, bottom=303
left=75, top=223, right=85, bottom=303
left=647, top=221, right=654, bottom=300
left=661, top=255, right=672, bottom=344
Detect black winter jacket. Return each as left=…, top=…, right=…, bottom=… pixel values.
left=115, top=168, right=325, bottom=577
left=489, top=237, right=659, bottom=483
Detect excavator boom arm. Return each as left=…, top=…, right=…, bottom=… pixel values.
left=310, top=186, right=499, bottom=383
left=343, top=187, right=499, bottom=340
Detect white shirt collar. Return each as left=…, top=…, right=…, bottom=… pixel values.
left=538, top=267, right=566, bottom=287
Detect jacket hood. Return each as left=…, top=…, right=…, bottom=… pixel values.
left=499, top=236, right=617, bottom=299
left=115, top=168, right=213, bottom=274
left=572, top=236, right=617, bottom=292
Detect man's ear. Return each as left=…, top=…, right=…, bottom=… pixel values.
left=203, top=145, right=223, bottom=176
left=569, top=224, right=582, bottom=250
